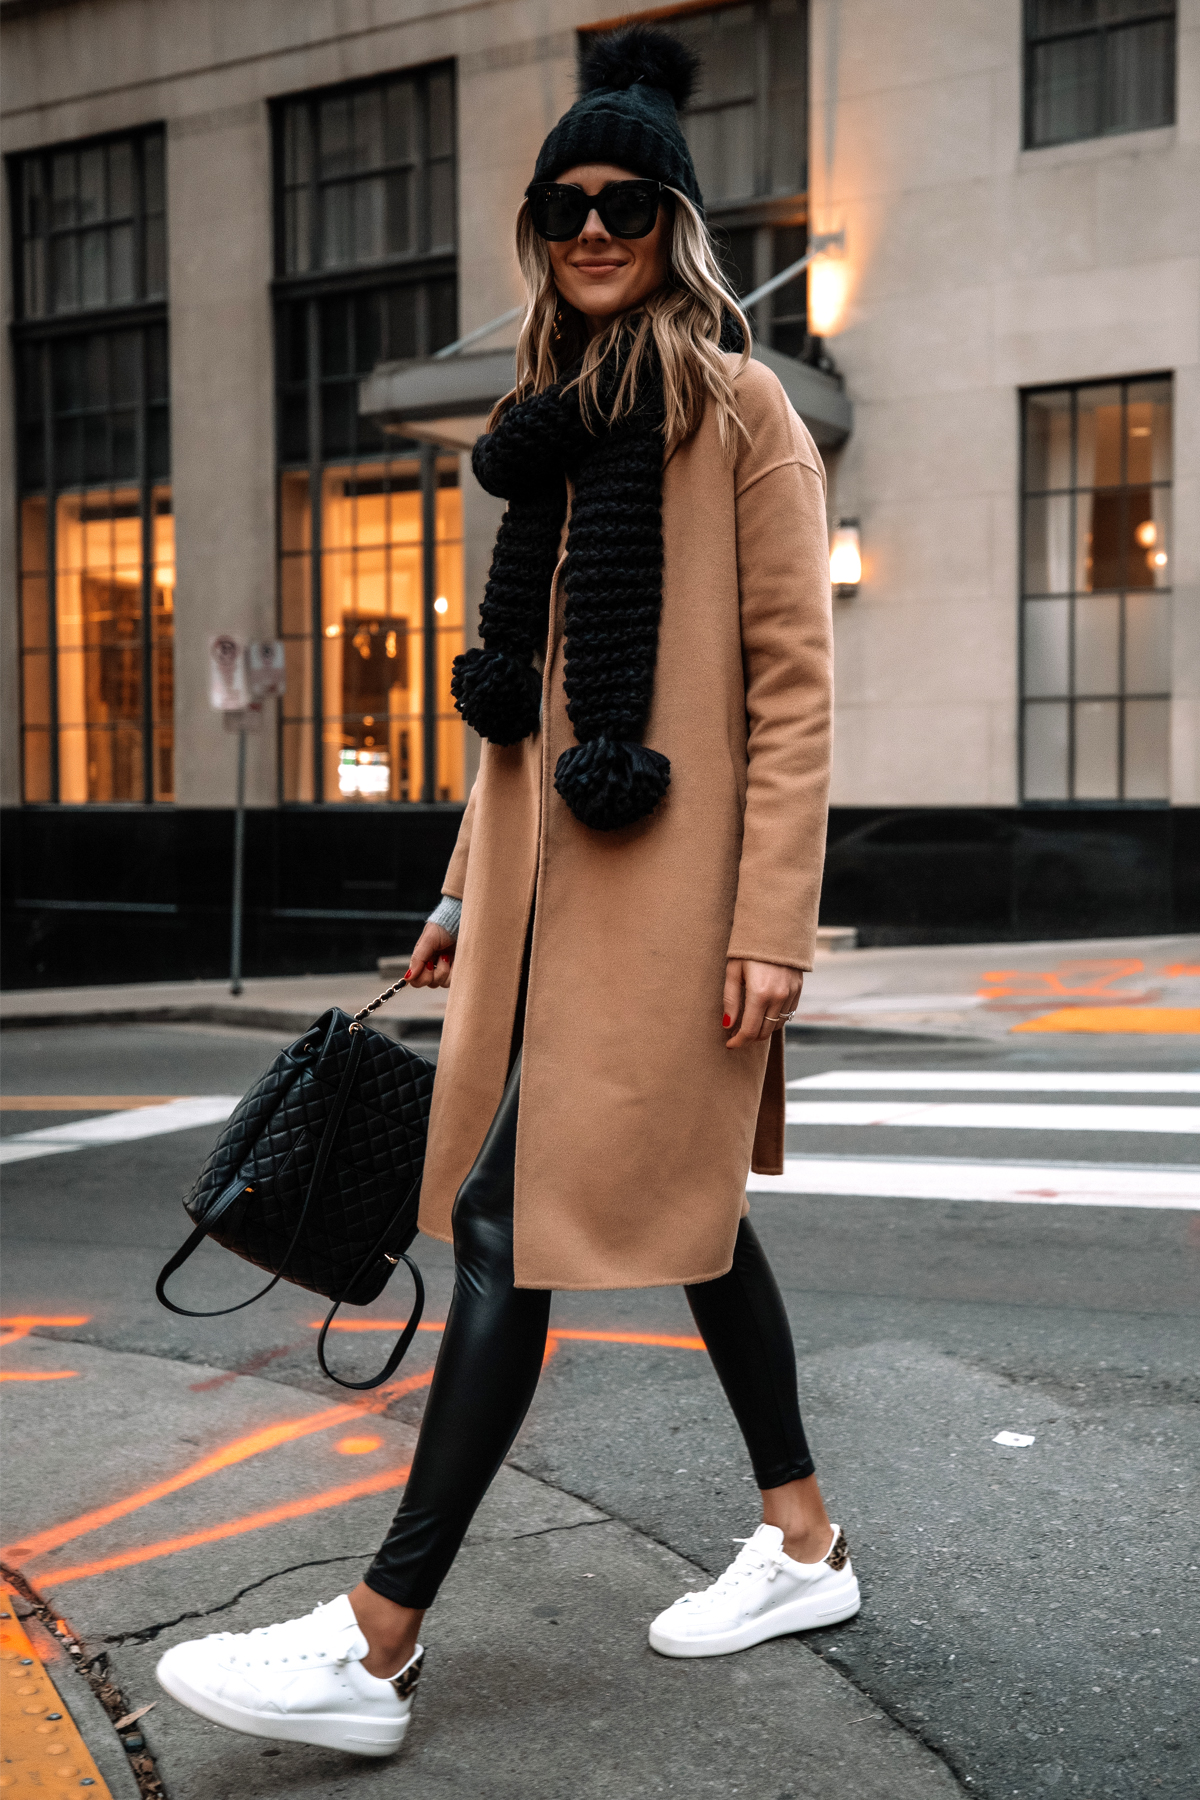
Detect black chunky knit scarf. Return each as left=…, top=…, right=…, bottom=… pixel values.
left=451, top=347, right=671, bottom=832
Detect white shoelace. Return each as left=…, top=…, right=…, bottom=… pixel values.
left=676, top=1537, right=787, bottom=1609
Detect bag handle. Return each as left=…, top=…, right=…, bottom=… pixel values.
left=156, top=1025, right=366, bottom=1318
left=315, top=1187, right=427, bottom=1390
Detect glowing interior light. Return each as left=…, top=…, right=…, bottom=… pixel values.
left=829, top=521, right=862, bottom=593
left=1129, top=425, right=1151, bottom=437
left=433, top=596, right=449, bottom=614
left=1152, top=550, right=1168, bottom=568
left=1135, top=521, right=1157, bottom=547
left=325, top=624, right=340, bottom=637
left=337, top=751, right=389, bottom=797
left=808, top=258, right=848, bottom=335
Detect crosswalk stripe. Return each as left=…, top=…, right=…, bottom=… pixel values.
left=785, top=1100, right=1200, bottom=1134
left=789, top=1071, right=1200, bottom=1094
left=748, top=1157, right=1200, bottom=1207
left=0, top=1096, right=239, bottom=1166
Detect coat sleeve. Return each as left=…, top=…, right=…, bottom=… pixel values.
left=726, top=456, right=833, bottom=973
left=441, top=779, right=478, bottom=900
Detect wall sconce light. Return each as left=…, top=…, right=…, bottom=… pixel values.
left=808, top=257, right=848, bottom=336
left=829, top=519, right=861, bottom=596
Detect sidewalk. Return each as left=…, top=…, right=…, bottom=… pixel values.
left=4, top=932, right=1198, bottom=1040
left=2, top=1341, right=963, bottom=1799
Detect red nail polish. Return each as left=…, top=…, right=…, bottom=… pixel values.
left=723, top=1014, right=732, bottom=1028
left=403, top=970, right=413, bottom=981
left=426, top=959, right=437, bottom=969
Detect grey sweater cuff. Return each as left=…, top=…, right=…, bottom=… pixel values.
left=427, top=895, right=462, bottom=938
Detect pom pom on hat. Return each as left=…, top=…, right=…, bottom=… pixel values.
left=579, top=26, right=701, bottom=109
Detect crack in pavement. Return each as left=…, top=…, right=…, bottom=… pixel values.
left=506, top=1516, right=609, bottom=1543
left=103, top=1553, right=376, bottom=1646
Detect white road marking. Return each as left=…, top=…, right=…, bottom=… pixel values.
left=746, top=1157, right=1200, bottom=1207
left=790, top=1071, right=1200, bottom=1094
left=785, top=1100, right=1200, bottom=1134
left=0, top=1096, right=239, bottom=1166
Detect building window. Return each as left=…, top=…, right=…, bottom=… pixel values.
left=627, top=1, right=815, bottom=362
left=9, top=128, right=173, bottom=805
left=273, top=65, right=465, bottom=804
left=14, top=128, right=166, bottom=319
left=1025, top=1, right=1176, bottom=149
left=1021, top=377, right=1172, bottom=803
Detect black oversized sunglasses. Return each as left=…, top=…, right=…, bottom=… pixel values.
left=525, top=179, right=668, bottom=242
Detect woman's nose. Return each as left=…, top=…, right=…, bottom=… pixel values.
left=579, top=208, right=609, bottom=240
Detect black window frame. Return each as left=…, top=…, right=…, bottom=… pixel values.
left=271, top=63, right=461, bottom=808
left=8, top=125, right=172, bottom=808
left=1023, top=1, right=1177, bottom=150
left=11, top=123, right=167, bottom=322
left=1018, top=372, right=1173, bottom=806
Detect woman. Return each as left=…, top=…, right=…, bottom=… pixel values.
left=156, top=26, right=856, bottom=1760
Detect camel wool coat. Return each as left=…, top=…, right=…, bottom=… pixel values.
left=418, top=354, right=833, bottom=1289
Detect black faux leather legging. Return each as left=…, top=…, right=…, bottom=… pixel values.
left=364, top=1053, right=814, bottom=1611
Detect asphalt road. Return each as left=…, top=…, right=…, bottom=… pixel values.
left=2, top=1019, right=1197, bottom=1800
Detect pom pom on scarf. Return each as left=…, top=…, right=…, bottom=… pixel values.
left=554, top=736, right=671, bottom=832
left=451, top=647, right=542, bottom=746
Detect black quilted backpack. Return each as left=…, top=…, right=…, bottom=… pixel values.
left=156, top=979, right=434, bottom=1390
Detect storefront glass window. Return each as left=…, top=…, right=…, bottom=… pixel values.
left=9, top=125, right=172, bottom=806
left=274, top=66, right=462, bottom=804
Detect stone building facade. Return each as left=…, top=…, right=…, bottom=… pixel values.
left=1, top=0, right=1196, bottom=983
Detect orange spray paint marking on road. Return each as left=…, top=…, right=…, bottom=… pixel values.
left=39, top=1465, right=413, bottom=1588
left=978, top=959, right=1153, bottom=1004
left=336, top=1436, right=383, bottom=1455
left=1014, top=1006, right=1200, bottom=1035
left=312, top=1322, right=707, bottom=1352
left=548, top=1328, right=706, bottom=1351
left=0, top=1315, right=89, bottom=1384
left=0, top=1370, right=79, bottom=1382
left=0, top=1315, right=89, bottom=1348
left=1162, top=963, right=1200, bottom=978
left=1, top=1368, right=435, bottom=1565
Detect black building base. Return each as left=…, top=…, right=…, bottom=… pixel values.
left=1, top=804, right=466, bottom=990
left=2, top=804, right=1197, bottom=990
left=821, top=806, right=1199, bottom=945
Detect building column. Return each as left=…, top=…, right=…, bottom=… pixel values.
left=166, top=100, right=277, bottom=807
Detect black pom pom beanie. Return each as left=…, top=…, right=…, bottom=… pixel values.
left=533, top=26, right=704, bottom=211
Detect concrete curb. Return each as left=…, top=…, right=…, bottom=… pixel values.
left=0, top=1005, right=445, bottom=1039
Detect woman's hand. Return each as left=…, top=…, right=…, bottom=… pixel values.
left=723, top=959, right=803, bottom=1048
left=403, top=922, right=457, bottom=989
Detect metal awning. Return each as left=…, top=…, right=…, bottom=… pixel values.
left=359, top=341, right=852, bottom=454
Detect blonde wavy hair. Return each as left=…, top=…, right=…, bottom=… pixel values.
left=490, top=188, right=750, bottom=454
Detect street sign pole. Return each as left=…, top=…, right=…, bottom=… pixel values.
left=209, top=636, right=286, bottom=1000
left=230, top=725, right=247, bottom=996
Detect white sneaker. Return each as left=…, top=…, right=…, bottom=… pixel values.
left=155, top=1594, right=422, bottom=1758
left=649, top=1523, right=860, bottom=1657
